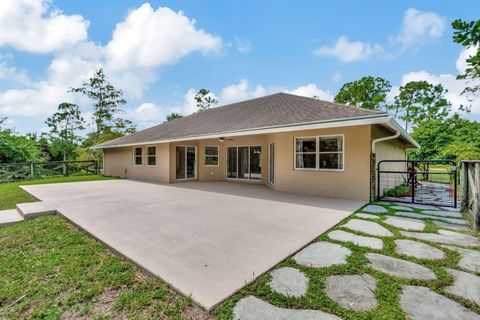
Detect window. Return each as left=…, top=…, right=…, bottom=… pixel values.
left=294, top=135, right=343, bottom=170
left=204, top=146, right=219, bottom=166
left=147, top=146, right=156, bottom=166
left=133, top=147, right=143, bottom=166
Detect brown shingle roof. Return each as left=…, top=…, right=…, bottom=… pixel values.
left=96, top=93, right=387, bottom=148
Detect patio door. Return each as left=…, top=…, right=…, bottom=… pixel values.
left=176, top=146, right=196, bottom=180
left=268, top=143, right=274, bottom=185
left=226, top=146, right=261, bottom=181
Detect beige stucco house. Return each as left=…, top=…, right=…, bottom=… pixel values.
left=94, top=93, right=418, bottom=201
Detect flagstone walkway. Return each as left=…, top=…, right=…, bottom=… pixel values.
left=229, top=201, right=480, bottom=320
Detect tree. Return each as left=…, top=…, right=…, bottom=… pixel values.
left=441, top=141, right=480, bottom=162
left=45, top=103, right=85, bottom=162
left=452, top=19, right=480, bottom=98
left=0, top=130, right=41, bottom=163
left=391, top=81, right=451, bottom=131
left=194, top=89, right=217, bottom=111
left=409, top=114, right=480, bottom=160
left=334, top=76, right=392, bottom=110
left=70, top=68, right=135, bottom=145
left=165, top=112, right=183, bottom=122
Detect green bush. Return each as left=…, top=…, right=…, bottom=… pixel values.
left=384, top=183, right=410, bottom=197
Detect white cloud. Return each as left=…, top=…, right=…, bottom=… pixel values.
left=395, top=8, right=445, bottom=48
left=105, top=4, right=222, bottom=70
left=0, top=55, right=30, bottom=85
left=331, top=70, right=342, bottom=83
left=313, top=36, right=383, bottom=63
left=234, top=37, right=251, bottom=53
left=400, top=70, right=480, bottom=115
left=285, top=83, right=333, bottom=101
left=220, top=79, right=266, bottom=103
left=455, top=46, right=478, bottom=74
left=0, top=0, right=89, bottom=53
left=0, top=3, right=224, bottom=119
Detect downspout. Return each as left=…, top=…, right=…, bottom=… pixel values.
left=370, top=125, right=401, bottom=202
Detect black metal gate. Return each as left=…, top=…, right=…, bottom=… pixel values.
left=377, top=160, right=458, bottom=208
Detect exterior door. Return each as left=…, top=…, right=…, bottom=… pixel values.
left=176, top=146, right=196, bottom=180
left=226, top=146, right=261, bottom=181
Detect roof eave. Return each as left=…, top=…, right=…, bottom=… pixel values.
left=92, top=114, right=409, bottom=150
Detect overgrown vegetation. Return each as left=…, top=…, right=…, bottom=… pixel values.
left=383, top=183, right=410, bottom=197
left=212, top=202, right=480, bottom=320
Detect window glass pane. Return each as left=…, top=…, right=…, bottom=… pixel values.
left=205, top=146, right=218, bottom=156
left=147, top=146, right=156, bottom=156
left=296, top=138, right=316, bottom=152
left=238, top=147, right=249, bottom=179
left=227, top=147, right=237, bottom=178
left=176, top=147, right=185, bottom=179
left=186, top=147, right=196, bottom=178
left=296, top=154, right=316, bottom=169
left=135, top=156, right=142, bottom=165
left=135, top=147, right=142, bottom=156
left=205, top=156, right=218, bottom=166
left=320, top=136, right=342, bottom=152
left=319, top=153, right=343, bottom=169
left=249, top=146, right=261, bottom=180
left=147, top=156, right=156, bottom=166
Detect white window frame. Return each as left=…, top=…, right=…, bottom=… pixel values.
left=146, top=145, right=157, bottom=166
left=294, top=134, right=344, bottom=172
left=133, top=147, right=143, bottom=166
left=204, top=146, right=219, bottom=167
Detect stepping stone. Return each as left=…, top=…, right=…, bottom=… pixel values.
left=269, top=267, right=308, bottom=298
left=327, top=230, right=383, bottom=249
left=390, top=205, right=413, bottom=211
left=401, top=231, right=480, bottom=248
left=293, top=242, right=351, bottom=268
left=355, top=213, right=380, bottom=219
left=432, top=220, right=470, bottom=231
left=442, top=245, right=480, bottom=273
left=400, top=286, right=480, bottom=320
left=16, top=201, right=56, bottom=219
left=445, top=268, right=480, bottom=305
left=422, top=210, right=462, bottom=218
left=342, top=219, right=393, bottom=237
left=0, top=209, right=24, bottom=227
left=394, top=239, right=445, bottom=260
left=233, top=296, right=342, bottom=320
left=437, top=229, right=476, bottom=240
left=440, top=206, right=460, bottom=212
left=384, top=216, right=425, bottom=231
left=392, top=203, right=439, bottom=210
left=366, top=253, right=436, bottom=280
left=394, top=211, right=468, bottom=225
left=362, top=205, right=388, bottom=213
left=325, top=274, right=378, bottom=311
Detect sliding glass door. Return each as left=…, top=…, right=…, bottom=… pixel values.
left=227, top=146, right=261, bottom=181
left=268, top=143, right=274, bottom=184
left=176, top=146, right=196, bottom=180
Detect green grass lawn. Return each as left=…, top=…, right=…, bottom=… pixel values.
left=212, top=203, right=480, bottom=320
left=0, top=175, right=113, bottom=210
left=0, top=175, right=213, bottom=319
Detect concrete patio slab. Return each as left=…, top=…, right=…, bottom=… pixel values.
left=0, top=209, right=24, bottom=227
left=21, top=180, right=361, bottom=309
left=16, top=201, right=56, bottom=219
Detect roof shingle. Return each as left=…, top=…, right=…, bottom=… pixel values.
left=96, top=93, right=387, bottom=148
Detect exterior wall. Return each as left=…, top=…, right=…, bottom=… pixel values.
left=103, top=143, right=170, bottom=182
left=101, top=124, right=393, bottom=201
left=372, top=125, right=408, bottom=197
left=266, top=125, right=372, bottom=201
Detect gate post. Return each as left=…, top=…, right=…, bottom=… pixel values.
left=370, top=153, right=376, bottom=202
left=460, top=162, right=468, bottom=212
left=30, top=162, right=34, bottom=180
left=410, top=161, right=415, bottom=204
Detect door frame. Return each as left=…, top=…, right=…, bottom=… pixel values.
left=175, top=145, right=197, bottom=180
left=225, top=145, right=262, bottom=182
left=268, top=142, right=275, bottom=185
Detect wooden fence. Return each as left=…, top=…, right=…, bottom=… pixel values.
left=460, top=160, right=480, bottom=230
left=0, top=160, right=98, bottom=183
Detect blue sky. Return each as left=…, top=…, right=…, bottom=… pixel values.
left=0, top=0, right=478, bottom=134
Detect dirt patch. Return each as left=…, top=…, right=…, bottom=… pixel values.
left=181, top=305, right=216, bottom=320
